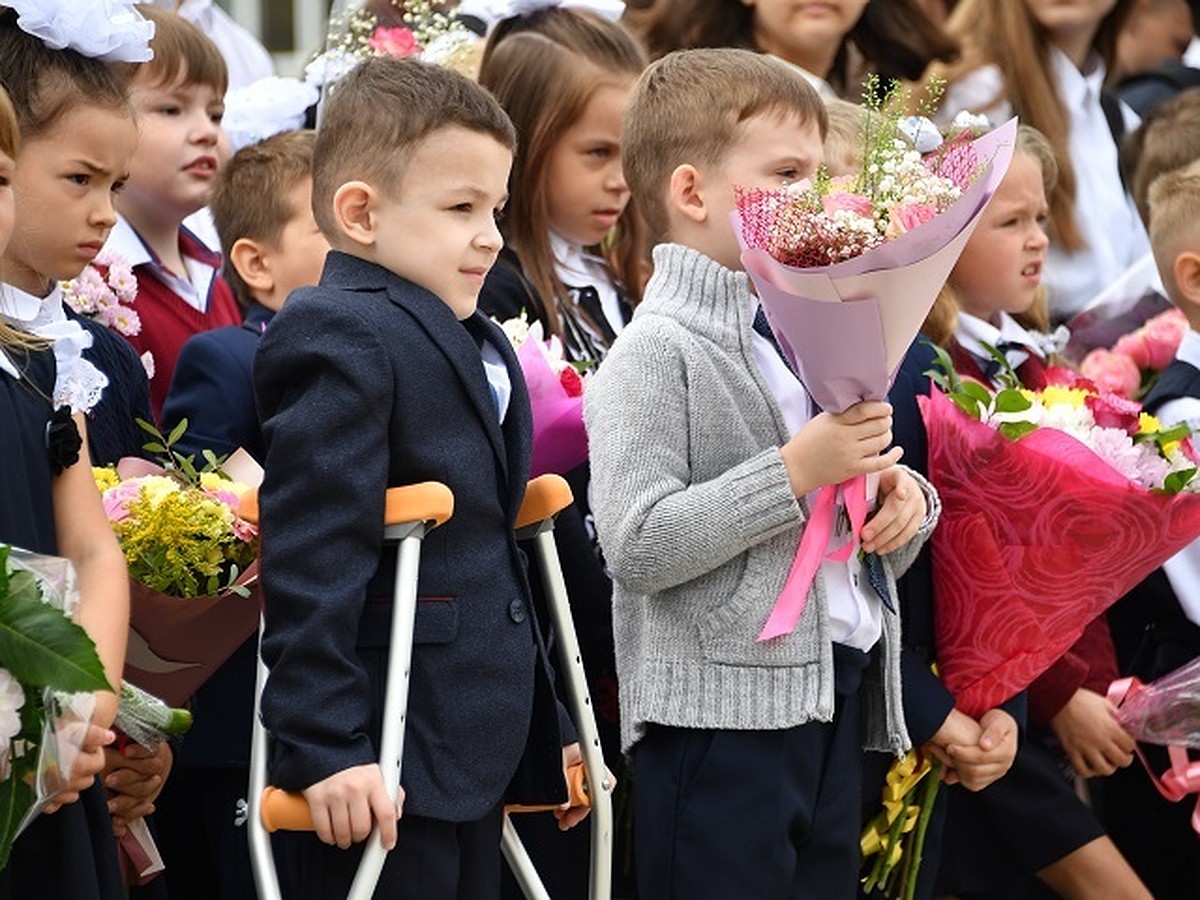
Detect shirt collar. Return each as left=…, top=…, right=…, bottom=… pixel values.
left=0, top=280, right=68, bottom=330
left=104, top=216, right=155, bottom=269
left=1176, top=327, right=1200, bottom=370
left=1049, top=44, right=1107, bottom=109
left=956, top=310, right=1043, bottom=359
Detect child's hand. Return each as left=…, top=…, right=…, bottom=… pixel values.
left=781, top=400, right=902, bottom=497
left=43, top=723, right=115, bottom=814
left=923, top=707, right=982, bottom=783
left=103, top=741, right=173, bottom=837
left=861, top=466, right=927, bottom=555
left=553, top=742, right=614, bottom=832
left=1050, top=688, right=1136, bottom=778
left=942, top=708, right=1018, bottom=792
left=302, top=763, right=404, bottom=850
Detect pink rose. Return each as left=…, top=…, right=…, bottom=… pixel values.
left=1044, top=366, right=1097, bottom=392
left=1141, top=308, right=1189, bottom=370
left=1080, top=348, right=1141, bottom=398
left=368, top=26, right=420, bottom=58
left=885, top=202, right=937, bottom=238
left=822, top=191, right=873, bottom=218
left=102, top=481, right=143, bottom=522
left=1085, top=391, right=1143, bottom=436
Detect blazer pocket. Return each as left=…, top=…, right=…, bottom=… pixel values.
left=413, top=595, right=459, bottom=645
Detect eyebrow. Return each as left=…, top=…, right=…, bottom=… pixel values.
left=70, top=159, right=128, bottom=180
left=453, top=185, right=508, bottom=205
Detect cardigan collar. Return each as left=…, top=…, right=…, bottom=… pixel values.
left=636, top=243, right=757, bottom=349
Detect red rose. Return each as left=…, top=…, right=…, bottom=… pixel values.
left=559, top=366, right=583, bottom=398
left=1085, top=391, right=1143, bottom=436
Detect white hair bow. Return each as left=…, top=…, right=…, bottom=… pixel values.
left=458, top=0, right=626, bottom=34
left=9, top=0, right=155, bottom=63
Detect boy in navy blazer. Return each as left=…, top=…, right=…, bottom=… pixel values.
left=252, top=57, right=580, bottom=899
left=155, top=129, right=326, bottom=900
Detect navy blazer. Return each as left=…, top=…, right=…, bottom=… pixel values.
left=161, top=301, right=274, bottom=463
left=253, top=251, right=566, bottom=822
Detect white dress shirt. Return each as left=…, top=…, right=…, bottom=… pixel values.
left=550, top=231, right=625, bottom=336
left=1154, top=330, right=1200, bottom=626
left=103, top=216, right=220, bottom=315
left=940, top=50, right=1150, bottom=320
left=750, top=300, right=883, bottom=651
left=954, top=310, right=1063, bottom=377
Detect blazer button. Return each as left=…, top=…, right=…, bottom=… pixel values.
left=508, top=599, right=526, bottom=624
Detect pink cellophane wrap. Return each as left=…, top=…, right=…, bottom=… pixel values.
left=516, top=332, right=587, bottom=478
left=919, top=387, right=1200, bottom=717
left=1113, top=657, right=1200, bottom=749
left=735, top=118, right=1018, bottom=414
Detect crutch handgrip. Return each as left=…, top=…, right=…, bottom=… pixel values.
left=514, top=474, right=574, bottom=531
left=505, top=760, right=591, bottom=814
left=259, top=787, right=314, bottom=833
left=239, top=483, right=453, bottom=529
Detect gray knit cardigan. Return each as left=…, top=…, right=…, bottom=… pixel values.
left=584, top=243, right=940, bottom=755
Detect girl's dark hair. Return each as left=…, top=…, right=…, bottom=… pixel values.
left=633, top=0, right=957, bottom=96
left=0, top=8, right=130, bottom=140
left=479, top=9, right=649, bottom=333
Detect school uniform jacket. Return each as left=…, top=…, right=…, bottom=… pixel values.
left=253, top=251, right=568, bottom=822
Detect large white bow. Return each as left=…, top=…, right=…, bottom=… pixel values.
left=9, top=0, right=155, bottom=63
left=458, top=0, right=625, bottom=33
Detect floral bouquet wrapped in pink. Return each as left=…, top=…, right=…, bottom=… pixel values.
left=498, top=315, right=589, bottom=478
left=1109, top=658, right=1200, bottom=835
left=732, top=92, right=1017, bottom=640
left=1080, top=307, right=1189, bottom=399
left=919, top=360, right=1200, bottom=717
left=95, top=423, right=261, bottom=707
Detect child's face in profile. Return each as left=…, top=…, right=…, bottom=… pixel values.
left=371, top=126, right=511, bottom=320
left=704, top=109, right=823, bottom=271
left=263, top=177, right=329, bottom=309
left=752, top=0, right=869, bottom=72
left=3, top=105, right=137, bottom=295
left=121, top=69, right=228, bottom=224
left=949, top=152, right=1050, bottom=324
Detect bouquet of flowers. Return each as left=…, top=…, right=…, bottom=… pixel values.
left=731, top=80, right=1017, bottom=640
left=61, top=251, right=155, bottom=379
left=0, top=545, right=109, bottom=871
left=1109, top=658, right=1200, bottom=836
left=95, top=420, right=261, bottom=706
left=497, top=313, right=588, bottom=477
left=919, top=353, right=1200, bottom=717
left=1080, top=307, right=1189, bottom=399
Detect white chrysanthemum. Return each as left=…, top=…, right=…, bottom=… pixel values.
left=1089, top=427, right=1172, bottom=489
left=0, top=668, right=25, bottom=761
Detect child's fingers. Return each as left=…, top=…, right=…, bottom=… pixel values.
left=838, top=401, right=893, bottom=424
left=104, top=767, right=162, bottom=797
left=858, top=446, right=904, bottom=475
left=554, top=803, right=591, bottom=831
left=370, top=785, right=400, bottom=851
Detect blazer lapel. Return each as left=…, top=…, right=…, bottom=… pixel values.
left=386, top=284, right=509, bottom=480
left=473, top=314, right=533, bottom=517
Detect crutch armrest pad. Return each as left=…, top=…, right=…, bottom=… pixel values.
left=505, top=759, right=590, bottom=814
left=238, top=483, right=454, bottom=530
left=514, top=475, right=574, bottom=531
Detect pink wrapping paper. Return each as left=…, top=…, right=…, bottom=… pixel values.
left=516, top=336, right=587, bottom=478
left=919, top=387, right=1200, bottom=717
left=736, top=118, right=1018, bottom=414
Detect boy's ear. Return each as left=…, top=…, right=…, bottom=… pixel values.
left=228, top=238, right=274, bottom=294
left=668, top=164, right=708, bottom=225
left=1174, top=250, right=1200, bottom=308
left=331, top=181, right=377, bottom=247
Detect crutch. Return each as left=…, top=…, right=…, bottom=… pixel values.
left=242, top=482, right=454, bottom=900
left=501, top=474, right=615, bottom=900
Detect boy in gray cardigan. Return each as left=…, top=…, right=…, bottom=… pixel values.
left=583, top=49, right=941, bottom=899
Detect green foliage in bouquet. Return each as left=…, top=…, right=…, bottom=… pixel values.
left=0, top=545, right=109, bottom=870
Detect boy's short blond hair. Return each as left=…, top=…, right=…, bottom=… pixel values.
left=622, top=48, right=828, bottom=239
left=211, top=130, right=316, bottom=307
left=312, top=56, right=516, bottom=241
left=1149, top=158, right=1200, bottom=305
left=116, top=5, right=228, bottom=95
left=822, top=98, right=866, bottom=178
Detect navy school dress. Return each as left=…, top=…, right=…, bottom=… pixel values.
left=0, top=344, right=124, bottom=900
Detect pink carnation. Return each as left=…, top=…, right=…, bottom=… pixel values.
left=102, top=480, right=143, bottom=522
left=1085, top=392, right=1143, bottom=436
left=368, top=26, right=420, bottom=57
left=821, top=191, right=873, bottom=218
left=1080, top=348, right=1141, bottom=399
left=885, top=202, right=937, bottom=238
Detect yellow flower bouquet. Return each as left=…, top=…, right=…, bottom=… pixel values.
left=95, top=421, right=261, bottom=706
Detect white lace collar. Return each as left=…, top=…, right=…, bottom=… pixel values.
left=0, top=281, right=108, bottom=413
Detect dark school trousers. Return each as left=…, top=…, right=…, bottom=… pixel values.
left=632, top=644, right=871, bottom=900
left=273, top=801, right=505, bottom=900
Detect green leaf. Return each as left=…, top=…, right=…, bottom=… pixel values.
left=1165, top=468, right=1196, bottom=495
left=135, top=418, right=160, bottom=437
left=949, top=393, right=981, bottom=419
left=167, top=417, right=188, bottom=447
left=994, top=389, right=1033, bottom=414
left=959, top=380, right=992, bottom=407
left=141, top=441, right=167, bottom=455
left=0, top=594, right=110, bottom=692
left=979, top=341, right=1021, bottom=389
left=998, top=421, right=1038, bottom=441
left=0, top=769, right=34, bottom=872
left=924, top=344, right=963, bottom=394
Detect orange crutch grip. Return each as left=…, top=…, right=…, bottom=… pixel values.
left=238, top=483, right=454, bottom=529
left=514, top=475, right=574, bottom=531
left=505, top=760, right=591, bottom=814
